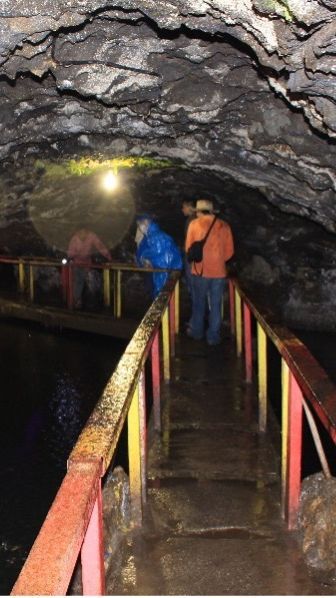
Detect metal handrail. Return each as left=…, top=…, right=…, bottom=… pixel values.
left=11, top=270, right=336, bottom=593
left=229, top=278, right=336, bottom=529
left=11, top=273, right=180, bottom=595
left=232, top=278, right=336, bottom=438
left=0, top=253, right=177, bottom=315
left=69, top=277, right=178, bottom=473
left=0, top=254, right=172, bottom=272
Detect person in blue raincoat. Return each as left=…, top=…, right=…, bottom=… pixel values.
left=135, top=215, right=182, bottom=297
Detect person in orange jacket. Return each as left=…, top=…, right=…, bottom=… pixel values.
left=185, top=199, right=234, bottom=345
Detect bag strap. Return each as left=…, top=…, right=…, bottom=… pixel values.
left=203, top=215, right=217, bottom=246
left=193, top=216, right=217, bottom=277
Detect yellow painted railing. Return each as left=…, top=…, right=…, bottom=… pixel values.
left=229, top=278, right=336, bottom=530
left=11, top=272, right=180, bottom=595
left=0, top=255, right=176, bottom=319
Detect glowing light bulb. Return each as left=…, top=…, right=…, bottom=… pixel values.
left=102, top=170, right=118, bottom=191
left=61, top=258, right=68, bottom=265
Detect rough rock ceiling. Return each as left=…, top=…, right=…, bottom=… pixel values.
left=1, top=1, right=336, bottom=232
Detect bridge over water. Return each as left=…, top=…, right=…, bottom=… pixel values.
left=112, top=333, right=331, bottom=596
left=2, top=257, right=336, bottom=595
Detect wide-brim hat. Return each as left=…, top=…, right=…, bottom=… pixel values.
left=195, top=199, right=218, bottom=213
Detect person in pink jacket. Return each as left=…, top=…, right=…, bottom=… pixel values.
left=67, top=228, right=111, bottom=308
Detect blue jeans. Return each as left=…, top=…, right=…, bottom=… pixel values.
left=190, top=276, right=226, bottom=344
left=184, top=255, right=193, bottom=296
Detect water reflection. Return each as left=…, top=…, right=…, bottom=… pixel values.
left=44, top=373, right=82, bottom=467
left=0, top=319, right=124, bottom=594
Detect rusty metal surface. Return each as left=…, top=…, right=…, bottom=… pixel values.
left=10, top=273, right=179, bottom=596
left=112, top=334, right=336, bottom=596
left=11, top=460, right=102, bottom=596
left=69, top=277, right=178, bottom=474
left=81, top=481, right=105, bottom=595
left=233, top=278, right=336, bottom=440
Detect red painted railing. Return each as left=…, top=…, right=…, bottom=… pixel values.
left=0, top=254, right=173, bottom=315
left=8, top=266, right=336, bottom=592
left=229, top=278, right=336, bottom=529
left=11, top=273, right=180, bottom=595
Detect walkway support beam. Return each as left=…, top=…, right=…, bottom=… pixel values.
left=243, top=303, right=253, bottom=383
left=257, top=322, right=267, bottom=433
left=286, top=372, right=303, bottom=530
left=29, top=265, right=34, bottom=303
left=234, top=288, right=242, bottom=357
left=103, top=269, right=111, bottom=307
left=169, top=293, right=176, bottom=358
left=128, top=383, right=143, bottom=526
left=81, top=480, right=105, bottom=595
left=18, top=261, right=25, bottom=293
left=281, top=359, right=290, bottom=519
left=229, top=280, right=235, bottom=337
left=174, top=280, right=180, bottom=334
left=151, top=331, right=161, bottom=432
left=162, top=307, right=170, bottom=382
left=114, top=270, right=122, bottom=318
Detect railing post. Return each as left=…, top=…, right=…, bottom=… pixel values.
left=174, top=279, right=180, bottom=334
left=169, top=293, right=175, bottom=358
left=139, top=369, right=147, bottom=505
left=113, top=270, right=122, bottom=318
left=229, top=280, right=235, bottom=336
left=281, top=359, right=290, bottom=519
left=103, top=268, right=111, bottom=307
left=286, top=372, right=303, bottom=530
left=234, top=288, right=242, bottom=357
left=81, top=480, right=105, bottom=596
left=162, top=307, right=170, bottom=382
left=60, top=265, right=69, bottom=304
left=18, top=260, right=25, bottom=294
left=257, top=322, right=267, bottom=432
left=68, top=264, right=74, bottom=309
left=29, top=265, right=34, bottom=303
left=151, top=331, right=161, bottom=432
left=243, top=303, right=253, bottom=383
left=127, top=383, right=143, bottom=526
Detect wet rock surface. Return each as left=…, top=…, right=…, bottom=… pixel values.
left=299, top=472, right=336, bottom=578
left=110, top=333, right=336, bottom=595
left=0, top=2, right=336, bottom=231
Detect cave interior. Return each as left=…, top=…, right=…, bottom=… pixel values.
left=1, top=1, right=336, bottom=329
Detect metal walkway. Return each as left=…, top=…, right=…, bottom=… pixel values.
left=0, top=296, right=137, bottom=339
left=109, top=332, right=334, bottom=596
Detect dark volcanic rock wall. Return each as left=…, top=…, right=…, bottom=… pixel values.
left=0, top=1, right=336, bottom=328
left=0, top=1, right=336, bottom=229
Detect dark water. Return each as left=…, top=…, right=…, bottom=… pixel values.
left=0, top=318, right=126, bottom=595
left=2, top=309, right=336, bottom=594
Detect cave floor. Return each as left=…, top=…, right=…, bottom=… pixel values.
left=109, top=328, right=335, bottom=596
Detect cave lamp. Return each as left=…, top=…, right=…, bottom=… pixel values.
left=102, top=170, right=119, bottom=191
